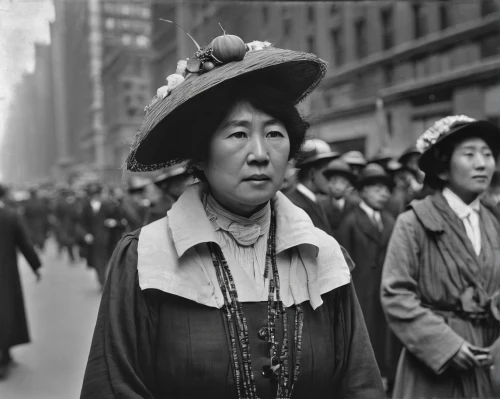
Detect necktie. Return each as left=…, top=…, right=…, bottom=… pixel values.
left=372, top=212, right=383, bottom=232
left=463, top=211, right=481, bottom=255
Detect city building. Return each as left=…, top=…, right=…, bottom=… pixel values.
left=305, top=1, right=500, bottom=157
left=100, top=0, right=153, bottom=181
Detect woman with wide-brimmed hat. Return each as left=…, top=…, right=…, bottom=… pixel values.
left=381, top=115, right=500, bottom=398
left=80, top=34, right=383, bottom=398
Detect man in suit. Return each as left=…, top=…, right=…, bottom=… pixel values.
left=319, top=158, right=359, bottom=237
left=285, top=139, right=339, bottom=235
left=0, top=184, right=42, bottom=379
left=80, top=183, right=124, bottom=288
left=337, top=164, right=400, bottom=392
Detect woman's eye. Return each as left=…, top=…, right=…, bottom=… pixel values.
left=229, top=131, right=247, bottom=139
left=267, top=130, right=284, bottom=138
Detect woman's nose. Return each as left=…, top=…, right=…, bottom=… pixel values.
left=474, top=153, right=486, bottom=169
left=247, top=135, right=270, bottom=164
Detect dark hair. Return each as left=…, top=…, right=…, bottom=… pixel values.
left=182, top=79, right=308, bottom=180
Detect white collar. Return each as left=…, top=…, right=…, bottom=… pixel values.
left=167, top=183, right=320, bottom=258
left=442, top=187, right=480, bottom=219
left=359, top=201, right=380, bottom=220
left=296, top=183, right=317, bottom=203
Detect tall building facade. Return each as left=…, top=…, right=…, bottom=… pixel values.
left=101, top=0, right=153, bottom=181
left=306, top=1, right=500, bottom=156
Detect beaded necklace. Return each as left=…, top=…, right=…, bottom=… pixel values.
left=208, top=206, right=304, bottom=399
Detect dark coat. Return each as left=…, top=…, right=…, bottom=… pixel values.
left=54, top=197, right=80, bottom=246
left=381, top=193, right=500, bottom=398
left=80, top=199, right=123, bottom=285
left=0, top=204, right=41, bottom=350
left=337, top=205, right=400, bottom=379
left=21, top=197, right=50, bottom=248
left=318, top=194, right=359, bottom=237
left=285, top=187, right=333, bottom=235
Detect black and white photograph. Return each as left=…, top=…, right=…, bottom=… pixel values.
left=0, top=1, right=499, bottom=398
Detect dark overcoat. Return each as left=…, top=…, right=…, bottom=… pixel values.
left=337, top=205, right=400, bottom=379
left=318, top=194, right=359, bottom=238
left=54, top=197, right=80, bottom=246
left=21, top=197, right=49, bottom=248
left=0, top=204, right=41, bottom=349
left=80, top=199, right=123, bottom=286
left=284, top=187, right=333, bottom=235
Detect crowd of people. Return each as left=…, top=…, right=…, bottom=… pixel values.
left=1, top=36, right=500, bottom=399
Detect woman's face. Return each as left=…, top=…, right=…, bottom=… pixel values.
left=199, top=101, right=290, bottom=216
left=441, top=137, right=496, bottom=202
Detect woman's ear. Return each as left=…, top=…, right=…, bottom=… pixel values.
left=437, top=170, right=449, bottom=182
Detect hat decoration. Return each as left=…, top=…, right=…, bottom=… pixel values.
left=144, top=21, right=272, bottom=114
left=416, top=115, right=476, bottom=153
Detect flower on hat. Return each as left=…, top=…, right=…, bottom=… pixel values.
left=246, top=41, right=272, bottom=52
left=416, top=115, right=476, bottom=153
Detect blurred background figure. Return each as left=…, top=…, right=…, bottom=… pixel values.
left=320, top=158, right=359, bottom=237
left=337, top=164, right=400, bottom=393
left=53, top=187, right=80, bottom=264
left=285, top=139, right=338, bottom=235
left=145, top=162, right=193, bottom=224
left=341, top=151, right=367, bottom=177
left=121, top=177, right=151, bottom=232
left=280, top=160, right=298, bottom=195
left=79, top=183, right=123, bottom=288
left=19, top=187, right=50, bottom=252
left=0, top=183, right=42, bottom=380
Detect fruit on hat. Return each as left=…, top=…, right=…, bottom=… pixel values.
left=210, top=23, right=246, bottom=63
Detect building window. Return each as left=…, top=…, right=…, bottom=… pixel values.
left=412, top=3, right=427, bottom=39
left=262, top=6, right=269, bottom=24
left=413, top=55, right=429, bottom=78
left=480, top=34, right=500, bottom=58
left=330, top=4, right=340, bottom=15
left=283, top=18, right=292, bottom=36
left=136, top=35, right=150, bottom=48
left=383, top=64, right=394, bottom=85
left=105, top=17, right=116, bottom=30
left=355, top=18, right=367, bottom=59
left=307, top=36, right=315, bottom=53
left=330, top=28, right=345, bottom=66
left=481, top=0, right=498, bottom=16
left=308, top=6, right=315, bottom=22
left=380, top=7, right=394, bottom=50
left=439, top=2, right=450, bottom=30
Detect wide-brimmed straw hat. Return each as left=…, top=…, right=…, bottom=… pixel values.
left=296, top=139, right=339, bottom=167
left=417, top=116, right=500, bottom=175
left=125, top=43, right=327, bottom=172
left=341, top=151, right=367, bottom=167
left=323, top=159, right=357, bottom=184
left=357, top=163, right=394, bottom=191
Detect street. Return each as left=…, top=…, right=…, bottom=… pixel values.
left=0, top=240, right=102, bottom=399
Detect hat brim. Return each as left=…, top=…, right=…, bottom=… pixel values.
left=419, top=120, right=500, bottom=175
left=357, top=175, right=394, bottom=191
left=323, top=169, right=357, bottom=184
left=297, top=152, right=340, bottom=167
left=126, top=48, right=327, bottom=172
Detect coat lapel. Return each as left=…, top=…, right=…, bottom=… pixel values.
left=355, top=207, right=381, bottom=243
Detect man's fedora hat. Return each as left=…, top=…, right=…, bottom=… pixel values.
left=125, top=38, right=328, bottom=172
left=417, top=115, right=500, bottom=175
left=296, top=139, right=339, bottom=167
left=357, top=163, right=394, bottom=191
left=341, top=151, right=367, bottom=167
left=323, top=159, right=357, bottom=185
